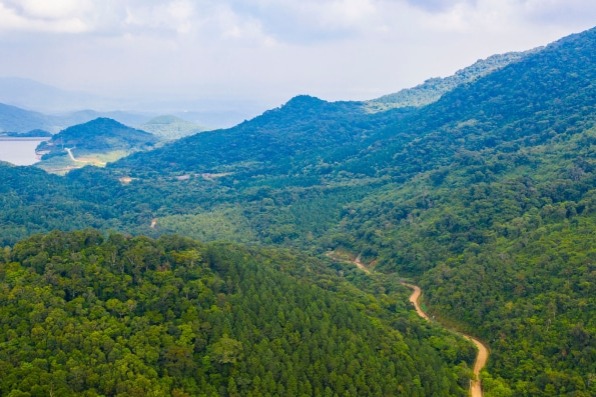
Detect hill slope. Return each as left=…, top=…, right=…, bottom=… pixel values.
left=39, top=117, right=157, bottom=152
left=0, top=103, right=52, bottom=133
left=0, top=26, right=595, bottom=396
left=366, top=50, right=532, bottom=112
left=36, top=118, right=158, bottom=173
left=105, top=26, right=596, bottom=396
left=140, top=115, right=204, bottom=140
left=0, top=230, right=473, bottom=396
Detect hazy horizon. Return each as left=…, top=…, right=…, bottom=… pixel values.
left=1, top=1, right=596, bottom=116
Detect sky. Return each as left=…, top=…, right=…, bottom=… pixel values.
left=1, top=0, right=596, bottom=113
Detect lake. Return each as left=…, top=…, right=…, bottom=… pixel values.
left=0, top=138, right=47, bottom=166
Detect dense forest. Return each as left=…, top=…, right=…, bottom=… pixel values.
left=1, top=27, right=595, bottom=396
left=0, top=230, right=474, bottom=396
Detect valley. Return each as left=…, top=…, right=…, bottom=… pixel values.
left=0, top=26, right=595, bottom=397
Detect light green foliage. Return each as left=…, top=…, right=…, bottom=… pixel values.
left=140, top=115, right=203, bottom=141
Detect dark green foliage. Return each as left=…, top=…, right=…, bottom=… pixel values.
left=0, top=164, right=124, bottom=245
left=0, top=129, right=52, bottom=137
left=1, top=26, right=596, bottom=396
left=0, top=230, right=469, bottom=396
left=111, top=95, right=414, bottom=179
left=38, top=118, right=157, bottom=156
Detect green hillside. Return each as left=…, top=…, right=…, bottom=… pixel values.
left=366, top=50, right=532, bottom=112
left=0, top=230, right=472, bottom=396
left=0, top=27, right=595, bottom=396
left=36, top=118, right=158, bottom=174
left=39, top=118, right=157, bottom=153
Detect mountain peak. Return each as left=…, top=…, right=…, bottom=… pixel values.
left=284, top=95, right=326, bottom=108
left=140, top=115, right=204, bottom=140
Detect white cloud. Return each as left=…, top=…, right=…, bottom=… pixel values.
left=0, top=0, right=92, bottom=33
left=290, top=0, right=378, bottom=30
left=0, top=0, right=595, bottom=109
left=122, top=0, right=200, bottom=36
left=7, top=0, right=89, bottom=19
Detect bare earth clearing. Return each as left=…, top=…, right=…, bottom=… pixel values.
left=65, top=147, right=106, bottom=166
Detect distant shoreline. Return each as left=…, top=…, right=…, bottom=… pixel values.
left=0, top=137, right=49, bottom=141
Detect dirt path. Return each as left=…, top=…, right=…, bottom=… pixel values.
left=65, top=148, right=86, bottom=163
left=400, top=282, right=489, bottom=397
left=353, top=254, right=371, bottom=274
left=65, top=148, right=106, bottom=166
left=400, top=283, right=429, bottom=320
left=338, top=254, right=489, bottom=397
left=466, top=336, right=489, bottom=397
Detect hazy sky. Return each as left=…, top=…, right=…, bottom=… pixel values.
left=1, top=0, right=595, bottom=109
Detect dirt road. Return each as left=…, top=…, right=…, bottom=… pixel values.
left=331, top=252, right=489, bottom=396
left=400, top=283, right=429, bottom=320
left=400, top=282, right=489, bottom=397
left=65, top=148, right=106, bottom=166
left=353, top=254, right=371, bottom=274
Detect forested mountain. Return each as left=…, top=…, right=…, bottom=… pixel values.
left=112, top=95, right=412, bottom=177
left=0, top=27, right=595, bottom=396
left=38, top=118, right=157, bottom=154
left=0, top=230, right=473, bottom=396
left=365, top=50, right=532, bottom=112
left=58, top=110, right=153, bottom=131
left=35, top=118, right=158, bottom=174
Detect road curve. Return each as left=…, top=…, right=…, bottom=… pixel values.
left=329, top=252, right=489, bottom=396
left=400, top=282, right=489, bottom=397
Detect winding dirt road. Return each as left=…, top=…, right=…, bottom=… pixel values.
left=339, top=253, right=489, bottom=397
left=400, top=282, right=489, bottom=397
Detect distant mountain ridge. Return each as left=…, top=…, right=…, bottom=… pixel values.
left=0, top=77, right=265, bottom=128
left=366, top=50, right=534, bottom=112
left=0, top=102, right=51, bottom=133
left=0, top=77, right=104, bottom=113
left=0, top=101, right=155, bottom=134
left=140, top=115, right=204, bottom=140
left=0, top=50, right=531, bottom=135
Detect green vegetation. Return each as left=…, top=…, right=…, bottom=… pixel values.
left=35, top=118, right=158, bottom=174
left=366, top=50, right=532, bottom=112
left=38, top=118, right=157, bottom=155
left=0, top=129, right=52, bottom=137
left=0, top=230, right=472, bottom=396
left=1, top=26, right=595, bottom=396
left=140, top=115, right=204, bottom=141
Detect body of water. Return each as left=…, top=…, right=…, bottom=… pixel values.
left=0, top=139, right=47, bottom=166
